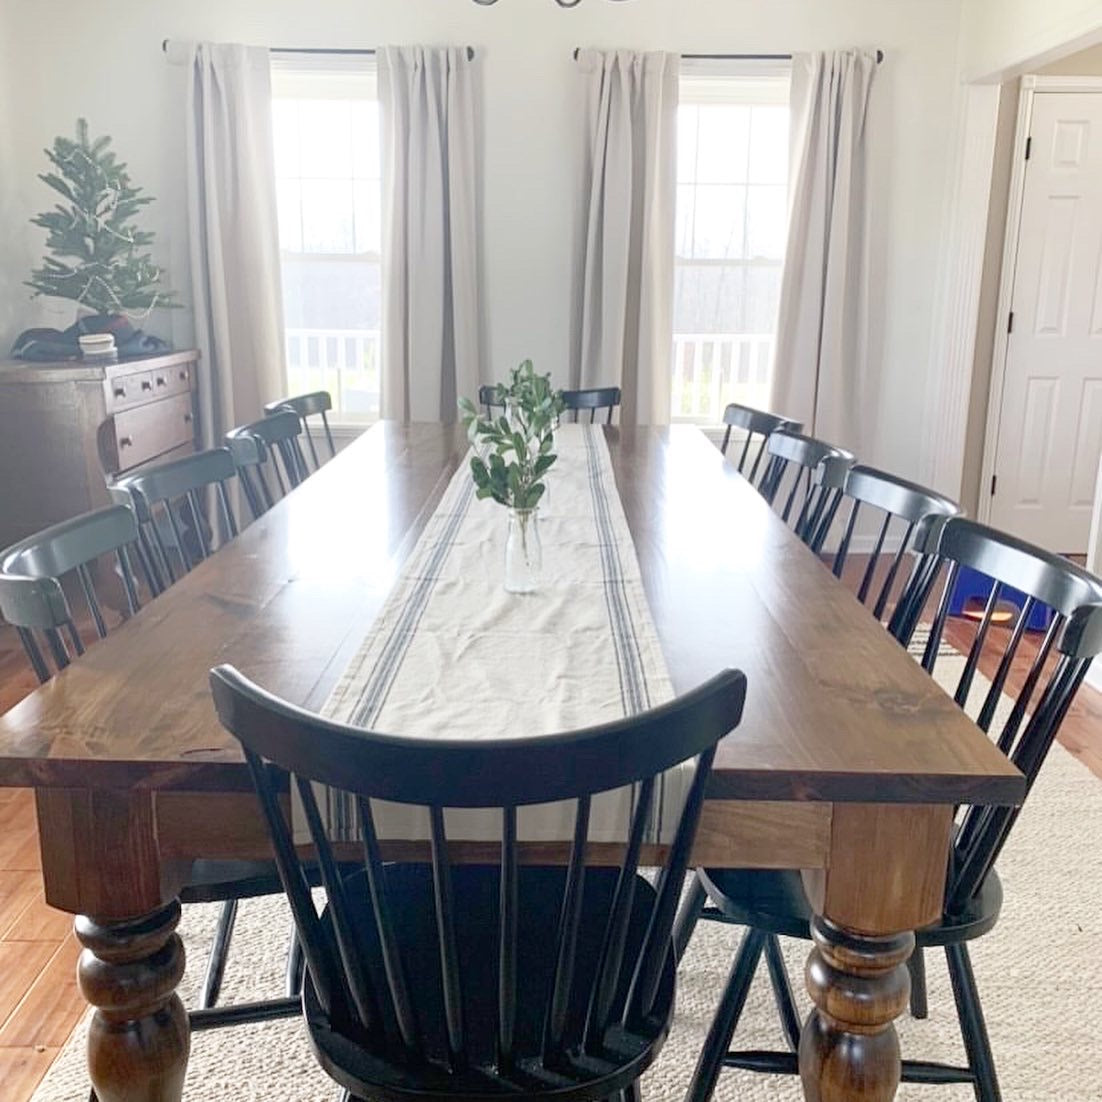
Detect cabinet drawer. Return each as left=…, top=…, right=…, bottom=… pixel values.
left=103, top=361, right=195, bottom=413
left=99, top=392, right=197, bottom=476
left=147, top=360, right=195, bottom=402
left=104, top=370, right=156, bottom=413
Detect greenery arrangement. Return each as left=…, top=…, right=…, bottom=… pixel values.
left=27, top=118, right=176, bottom=317
left=459, top=360, right=565, bottom=511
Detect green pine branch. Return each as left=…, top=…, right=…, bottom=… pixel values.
left=26, top=118, right=178, bottom=317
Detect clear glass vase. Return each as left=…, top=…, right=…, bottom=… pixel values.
left=504, top=507, right=542, bottom=593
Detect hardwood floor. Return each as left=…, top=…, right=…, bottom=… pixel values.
left=0, top=558, right=1100, bottom=1102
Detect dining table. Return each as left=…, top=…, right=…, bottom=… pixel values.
left=0, top=421, right=1025, bottom=1102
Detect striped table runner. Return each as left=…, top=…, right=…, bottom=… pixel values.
left=305, top=424, right=686, bottom=845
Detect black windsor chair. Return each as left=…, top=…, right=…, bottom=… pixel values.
left=264, top=390, right=337, bottom=471
left=210, top=664, right=748, bottom=1102
left=675, top=517, right=1102, bottom=1102
left=718, top=403, right=801, bottom=482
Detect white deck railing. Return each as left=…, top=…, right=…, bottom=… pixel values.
left=286, top=328, right=774, bottom=426
left=670, top=333, right=775, bottom=424
left=285, top=328, right=381, bottom=419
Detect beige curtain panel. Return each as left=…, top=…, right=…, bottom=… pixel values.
left=182, top=42, right=287, bottom=449
left=379, top=46, right=481, bottom=423
left=573, top=49, right=679, bottom=426
left=771, top=50, right=877, bottom=450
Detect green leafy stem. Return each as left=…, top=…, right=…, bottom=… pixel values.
left=458, top=360, right=565, bottom=511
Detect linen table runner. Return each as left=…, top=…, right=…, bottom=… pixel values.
left=308, top=425, right=684, bottom=844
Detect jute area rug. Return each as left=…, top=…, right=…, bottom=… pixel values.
left=33, top=658, right=1102, bottom=1101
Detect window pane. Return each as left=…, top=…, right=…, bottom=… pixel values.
left=353, top=179, right=382, bottom=254
left=674, top=264, right=746, bottom=334
left=298, top=100, right=354, bottom=178
left=746, top=185, right=787, bottom=259
left=677, top=105, right=699, bottom=182
left=748, top=106, right=789, bottom=184
left=675, top=183, right=696, bottom=256
left=272, top=101, right=301, bottom=179
left=742, top=265, right=784, bottom=333
left=694, top=105, right=750, bottom=183
left=351, top=101, right=381, bottom=179
left=300, top=179, right=356, bottom=253
left=691, top=185, right=746, bottom=259
left=276, top=180, right=303, bottom=253
left=281, top=258, right=381, bottom=330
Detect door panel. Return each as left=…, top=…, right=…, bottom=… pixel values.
left=992, top=91, right=1102, bottom=552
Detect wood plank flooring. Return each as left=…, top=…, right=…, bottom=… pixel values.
left=0, top=558, right=1100, bottom=1102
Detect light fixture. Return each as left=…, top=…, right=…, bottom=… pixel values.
left=472, top=0, right=632, bottom=6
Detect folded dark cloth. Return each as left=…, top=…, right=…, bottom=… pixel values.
left=12, top=315, right=173, bottom=362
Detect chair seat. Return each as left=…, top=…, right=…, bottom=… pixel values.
left=181, top=859, right=349, bottom=904
left=697, top=866, right=1003, bottom=947
left=304, top=864, right=675, bottom=1102
left=179, top=860, right=286, bottom=903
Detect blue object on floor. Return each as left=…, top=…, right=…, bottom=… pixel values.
left=948, top=565, right=1054, bottom=632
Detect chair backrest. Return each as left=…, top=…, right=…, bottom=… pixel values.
left=478, top=384, right=506, bottom=419
left=0, top=505, right=154, bottom=681
left=756, top=430, right=855, bottom=546
left=223, top=431, right=273, bottom=519
left=719, top=404, right=802, bottom=480
left=115, top=448, right=239, bottom=587
left=225, top=411, right=308, bottom=516
left=264, top=391, right=336, bottom=470
left=210, top=664, right=746, bottom=1083
left=561, top=387, right=622, bottom=424
left=892, top=517, right=1102, bottom=913
left=816, top=465, right=963, bottom=622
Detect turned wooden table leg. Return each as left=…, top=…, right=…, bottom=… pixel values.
left=799, top=802, right=955, bottom=1102
left=75, top=900, right=190, bottom=1102
left=799, top=915, right=914, bottom=1101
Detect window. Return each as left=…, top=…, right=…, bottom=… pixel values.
left=271, top=58, right=382, bottom=423
left=671, top=67, right=791, bottom=424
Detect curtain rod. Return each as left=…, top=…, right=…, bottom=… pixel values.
left=572, top=48, right=884, bottom=63
left=162, top=40, right=475, bottom=60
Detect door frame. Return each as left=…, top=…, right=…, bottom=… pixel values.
left=978, top=74, right=1102, bottom=526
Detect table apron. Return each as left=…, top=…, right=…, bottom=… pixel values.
left=38, top=789, right=949, bottom=934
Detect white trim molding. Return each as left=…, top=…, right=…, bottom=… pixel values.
left=921, top=82, right=1002, bottom=500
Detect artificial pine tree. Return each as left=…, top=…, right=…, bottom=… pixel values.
left=26, top=118, right=176, bottom=318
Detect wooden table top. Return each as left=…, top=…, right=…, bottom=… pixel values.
left=0, top=422, right=1024, bottom=808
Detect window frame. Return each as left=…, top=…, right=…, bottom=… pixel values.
left=271, top=54, right=383, bottom=427
left=671, top=62, right=792, bottom=428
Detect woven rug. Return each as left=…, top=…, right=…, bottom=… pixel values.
left=33, top=659, right=1102, bottom=1100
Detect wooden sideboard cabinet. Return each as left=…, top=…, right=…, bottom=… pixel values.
left=0, top=349, right=200, bottom=550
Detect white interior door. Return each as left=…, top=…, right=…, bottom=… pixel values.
left=990, top=90, right=1102, bottom=553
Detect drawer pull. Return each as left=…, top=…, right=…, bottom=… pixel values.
left=113, top=386, right=126, bottom=398
left=156, top=376, right=167, bottom=387
left=141, top=379, right=152, bottom=391
left=119, top=436, right=133, bottom=448
left=179, top=370, right=189, bottom=381
left=184, top=413, right=193, bottom=424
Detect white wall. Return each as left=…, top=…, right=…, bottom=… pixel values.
left=962, top=0, right=1102, bottom=79
left=0, top=0, right=964, bottom=477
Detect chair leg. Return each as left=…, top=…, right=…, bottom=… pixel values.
left=286, top=925, right=305, bottom=996
left=908, top=945, right=929, bottom=1020
left=685, top=927, right=767, bottom=1102
left=946, top=943, right=1002, bottom=1102
left=199, top=899, right=239, bottom=1010
left=763, top=933, right=802, bottom=1051
left=673, top=871, right=707, bottom=964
